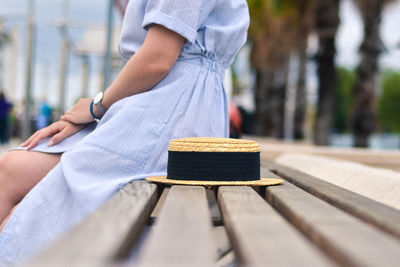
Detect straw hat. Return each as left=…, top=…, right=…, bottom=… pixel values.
left=146, top=137, right=283, bottom=186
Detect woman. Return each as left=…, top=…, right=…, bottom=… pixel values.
left=0, top=0, right=249, bottom=264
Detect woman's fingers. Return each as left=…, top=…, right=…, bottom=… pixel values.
left=61, top=112, right=94, bottom=124
left=20, top=121, right=85, bottom=150
left=61, top=114, right=82, bottom=125
left=48, top=124, right=83, bottom=146
left=61, top=110, right=71, bottom=118
left=26, top=123, right=61, bottom=150
left=60, top=113, right=75, bottom=123
left=60, top=98, right=95, bottom=125
left=20, top=131, right=40, bottom=147
left=21, top=122, right=61, bottom=148
left=48, top=127, right=72, bottom=146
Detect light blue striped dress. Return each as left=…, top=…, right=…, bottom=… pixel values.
left=0, top=0, right=249, bottom=265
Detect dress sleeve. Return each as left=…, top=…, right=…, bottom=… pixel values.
left=142, top=0, right=216, bottom=44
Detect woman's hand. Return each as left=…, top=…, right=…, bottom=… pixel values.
left=21, top=120, right=87, bottom=150
left=61, top=98, right=96, bottom=124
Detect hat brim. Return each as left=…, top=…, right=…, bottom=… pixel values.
left=145, top=176, right=284, bottom=186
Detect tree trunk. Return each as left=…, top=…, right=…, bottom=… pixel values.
left=352, top=0, right=383, bottom=148
left=294, top=41, right=307, bottom=140
left=255, top=59, right=288, bottom=138
left=313, top=0, right=340, bottom=146
left=294, top=0, right=314, bottom=140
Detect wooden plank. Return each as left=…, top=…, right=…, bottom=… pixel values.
left=150, top=187, right=170, bottom=224
left=28, top=180, right=158, bottom=267
left=212, top=226, right=232, bottom=261
left=136, top=186, right=215, bottom=267
left=151, top=188, right=222, bottom=226
left=150, top=188, right=222, bottom=226
left=216, top=251, right=235, bottom=267
left=206, top=188, right=223, bottom=226
left=266, top=181, right=400, bottom=267
left=218, top=186, right=335, bottom=267
left=262, top=160, right=400, bottom=240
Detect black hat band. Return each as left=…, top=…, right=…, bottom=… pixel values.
left=167, top=151, right=260, bottom=181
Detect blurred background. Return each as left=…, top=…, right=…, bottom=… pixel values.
left=0, top=0, right=399, bottom=150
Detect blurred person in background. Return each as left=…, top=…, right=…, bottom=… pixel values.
left=0, top=92, right=12, bottom=144
left=35, top=97, right=52, bottom=130
left=229, top=102, right=242, bottom=138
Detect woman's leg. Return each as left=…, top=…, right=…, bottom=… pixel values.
left=0, top=205, right=17, bottom=232
left=0, top=150, right=61, bottom=225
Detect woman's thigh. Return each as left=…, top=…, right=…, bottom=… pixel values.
left=0, top=150, right=61, bottom=204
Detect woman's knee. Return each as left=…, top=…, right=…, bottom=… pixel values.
left=0, top=152, right=23, bottom=203
left=0, top=151, right=30, bottom=177
left=0, top=150, right=60, bottom=204
left=0, top=151, right=19, bottom=180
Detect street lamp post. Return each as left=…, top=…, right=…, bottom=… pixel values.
left=23, top=0, right=36, bottom=139
left=58, top=0, right=69, bottom=115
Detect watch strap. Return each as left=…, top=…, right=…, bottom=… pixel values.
left=90, top=100, right=101, bottom=122
left=96, top=102, right=107, bottom=114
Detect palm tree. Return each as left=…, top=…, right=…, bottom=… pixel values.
left=313, top=0, right=340, bottom=145
left=248, top=0, right=311, bottom=138
left=293, top=0, right=315, bottom=140
left=351, top=0, right=393, bottom=147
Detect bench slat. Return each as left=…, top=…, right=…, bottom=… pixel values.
left=136, top=185, right=214, bottom=267
left=151, top=187, right=222, bottom=226
left=150, top=187, right=170, bottom=224
left=266, top=181, right=400, bottom=267
left=212, top=225, right=233, bottom=261
left=262, top=161, right=400, bottom=240
left=218, top=186, right=335, bottom=267
left=206, top=188, right=223, bottom=226
left=29, top=180, right=158, bottom=267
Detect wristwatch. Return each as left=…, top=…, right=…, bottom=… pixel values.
left=93, top=92, right=107, bottom=114
left=90, top=92, right=107, bottom=122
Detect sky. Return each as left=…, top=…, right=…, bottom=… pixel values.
left=0, top=0, right=400, bottom=109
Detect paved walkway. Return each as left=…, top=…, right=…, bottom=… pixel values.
left=253, top=136, right=400, bottom=172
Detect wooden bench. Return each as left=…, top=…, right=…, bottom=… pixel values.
left=26, top=161, right=400, bottom=267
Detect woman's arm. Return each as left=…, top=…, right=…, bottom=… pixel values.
left=22, top=24, right=185, bottom=149
left=103, top=24, right=185, bottom=109
left=61, top=24, right=185, bottom=124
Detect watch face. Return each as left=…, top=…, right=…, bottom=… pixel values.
left=94, top=92, right=103, bottom=105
